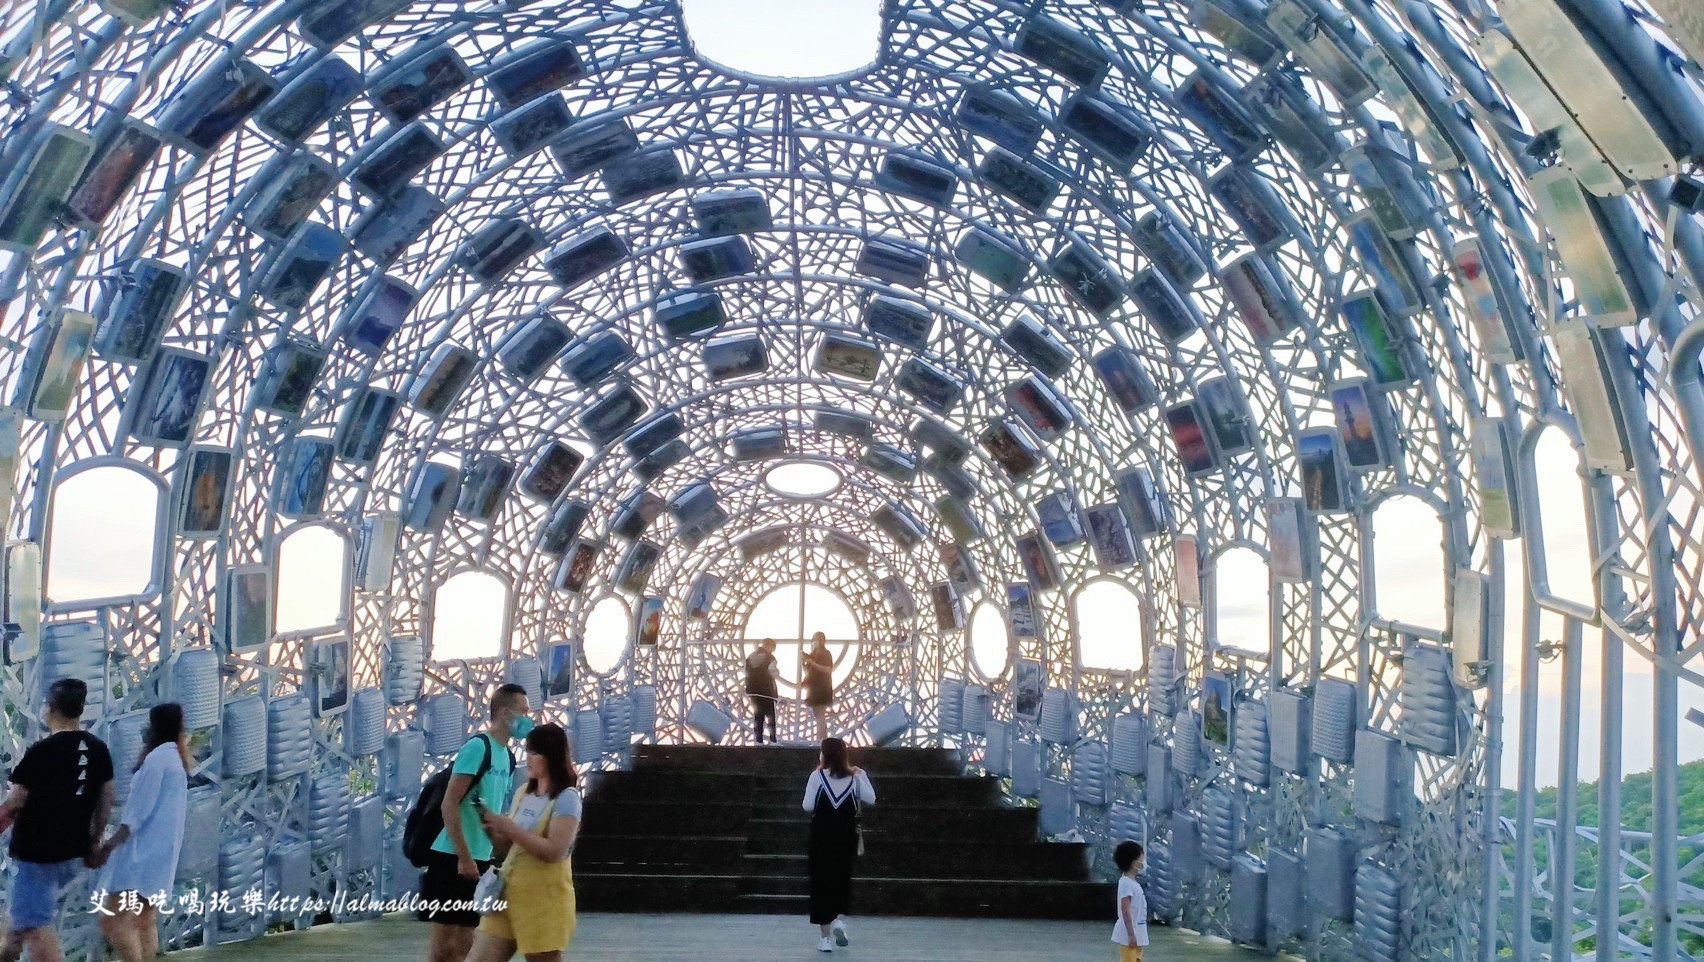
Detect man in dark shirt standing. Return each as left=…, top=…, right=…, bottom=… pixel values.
left=0, top=679, right=116, bottom=962
left=745, top=639, right=781, bottom=744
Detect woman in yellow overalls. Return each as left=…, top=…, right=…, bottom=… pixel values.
left=466, top=723, right=581, bottom=962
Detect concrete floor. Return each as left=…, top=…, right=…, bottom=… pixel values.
left=175, top=913, right=1268, bottom=962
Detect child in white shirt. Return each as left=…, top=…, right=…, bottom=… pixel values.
left=1111, top=840, right=1149, bottom=961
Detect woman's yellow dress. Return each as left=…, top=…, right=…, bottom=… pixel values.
left=478, top=787, right=580, bottom=954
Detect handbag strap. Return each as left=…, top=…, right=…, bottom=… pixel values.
left=494, top=791, right=560, bottom=877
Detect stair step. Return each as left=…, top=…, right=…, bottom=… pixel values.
left=590, top=769, right=999, bottom=805
left=575, top=872, right=1115, bottom=920
left=575, top=746, right=1099, bottom=920
left=633, top=745, right=962, bottom=776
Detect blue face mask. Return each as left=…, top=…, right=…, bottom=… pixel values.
left=509, top=714, right=535, bottom=740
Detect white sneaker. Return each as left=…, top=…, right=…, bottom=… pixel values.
left=832, top=919, right=849, bottom=946
left=817, top=936, right=834, bottom=952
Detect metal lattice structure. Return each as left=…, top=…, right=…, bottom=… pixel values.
left=0, top=0, right=1702, bottom=958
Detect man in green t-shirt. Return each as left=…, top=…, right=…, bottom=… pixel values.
left=417, top=683, right=532, bottom=962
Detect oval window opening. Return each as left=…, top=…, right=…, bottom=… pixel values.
left=1212, top=547, right=1270, bottom=655
left=968, top=600, right=1011, bottom=680
left=765, top=461, right=842, bottom=499
left=1371, top=495, right=1448, bottom=628
left=1074, top=579, right=1145, bottom=672
left=275, top=524, right=349, bottom=636
left=583, top=595, right=631, bottom=675
left=430, top=570, right=509, bottom=661
left=682, top=0, right=882, bottom=81
left=46, top=464, right=162, bottom=607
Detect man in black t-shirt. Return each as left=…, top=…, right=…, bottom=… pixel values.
left=0, top=679, right=116, bottom=962
left=745, top=639, right=781, bottom=744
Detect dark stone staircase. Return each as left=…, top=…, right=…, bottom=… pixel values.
left=574, top=744, right=1114, bottom=919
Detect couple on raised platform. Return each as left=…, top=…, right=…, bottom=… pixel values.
left=745, top=635, right=835, bottom=743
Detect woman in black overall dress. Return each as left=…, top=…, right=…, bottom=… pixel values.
left=802, top=737, right=875, bottom=952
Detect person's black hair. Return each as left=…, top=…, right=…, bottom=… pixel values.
left=1114, top=840, right=1144, bottom=873
left=141, top=702, right=187, bottom=772
left=491, top=682, right=528, bottom=716
left=46, top=678, right=88, bottom=720
left=524, top=723, right=577, bottom=794
left=820, top=737, right=852, bottom=778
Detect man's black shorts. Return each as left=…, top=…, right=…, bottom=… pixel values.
left=416, top=850, right=494, bottom=927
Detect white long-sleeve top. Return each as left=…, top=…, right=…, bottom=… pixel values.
left=801, top=769, right=876, bottom=811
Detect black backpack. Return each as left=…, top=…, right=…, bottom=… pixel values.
left=403, top=734, right=500, bottom=868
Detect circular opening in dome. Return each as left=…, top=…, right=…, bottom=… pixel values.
left=968, top=601, right=1011, bottom=680
left=742, top=582, right=862, bottom=689
left=582, top=595, right=631, bottom=675
left=765, top=461, right=842, bottom=499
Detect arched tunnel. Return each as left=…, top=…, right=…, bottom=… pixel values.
left=0, top=0, right=1701, bottom=958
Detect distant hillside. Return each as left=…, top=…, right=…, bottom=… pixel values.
left=1511, top=758, right=1704, bottom=838
left=1501, top=760, right=1703, bottom=955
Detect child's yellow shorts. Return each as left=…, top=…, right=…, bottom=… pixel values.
left=1118, top=946, right=1144, bottom=962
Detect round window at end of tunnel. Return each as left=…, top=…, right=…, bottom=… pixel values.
left=742, top=581, right=862, bottom=689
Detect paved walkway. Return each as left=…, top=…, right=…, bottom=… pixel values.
left=176, top=913, right=1267, bottom=962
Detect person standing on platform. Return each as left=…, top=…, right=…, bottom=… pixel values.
left=1110, top=840, right=1149, bottom=962
left=745, top=639, right=781, bottom=744
left=802, top=737, right=874, bottom=953
left=466, top=722, right=581, bottom=962
left=91, top=703, right=191, bottom=962
left=0, top=678, right=116, bottom=962
left=802, top=633, right=835, bottom=742
left=420, top=684, right=528, bottom=962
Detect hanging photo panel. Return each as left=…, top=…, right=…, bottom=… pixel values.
left=1471, top=416, right=1520, bottom=538
left=406, top=342, right=479, bottom=419
left=96, top=258, right=189, bottom=365
left=355, top=512, right=400, bottom=591
left=122, top=349, right=213, bottom=448
left=1016, top=531, right=1062, bottom=590
left=177, top=446, right=235, bottom=539
left=1164, top=399, right=1221, bottom=475
left=930, top=582, right=964, bottom=631
left=1038, top=490, right=1085, bottom=547
left=1265, top=497, right=1316, bottom=583
left=1175, top=535, right=1202, bottom=607
left=634, top=596, right=664, bottom=647
left=1006, top=583, right=1041, bottom=639
left=253, top=339, right=326, bottom=419
left=275, top=436, right=335, bottom=518
left=219, top=564, right=273, bottom=655
left=1086, top=503, right=1139, bottom=570
left=685, top=573, right=722, bottom=619
left=555, top=539, right=601, bottom=594
left=1329, top=378, right=1397, bottom=471
left=536, top=499, right=588, bottom=558
left=1296, top=427, right=1352, bottom=513
left=19, top=310, right=96, bottom=423
left=0, top=123, right=92, bottom=251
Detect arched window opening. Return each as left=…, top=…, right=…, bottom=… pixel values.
left=1074, top=579, right=1144, bottom=672
left=1530, top=427, right=1594, bottom=610
left=583, top=595, right=631, bottom=675
left=1370, top=495, right=1448, bottom=629
left=1212, top=547, right=1270, bottom=655
left=683, top=0, right=882, bottom=80
left=275, top=525, right=349, bottom=636
left=429, top=570, right=510, bottom=661
left=45, top=463, right=162, bottom=608
left=742, top=582, right=862, bottom=689
left=968, top=600, right=1012, bottom=679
